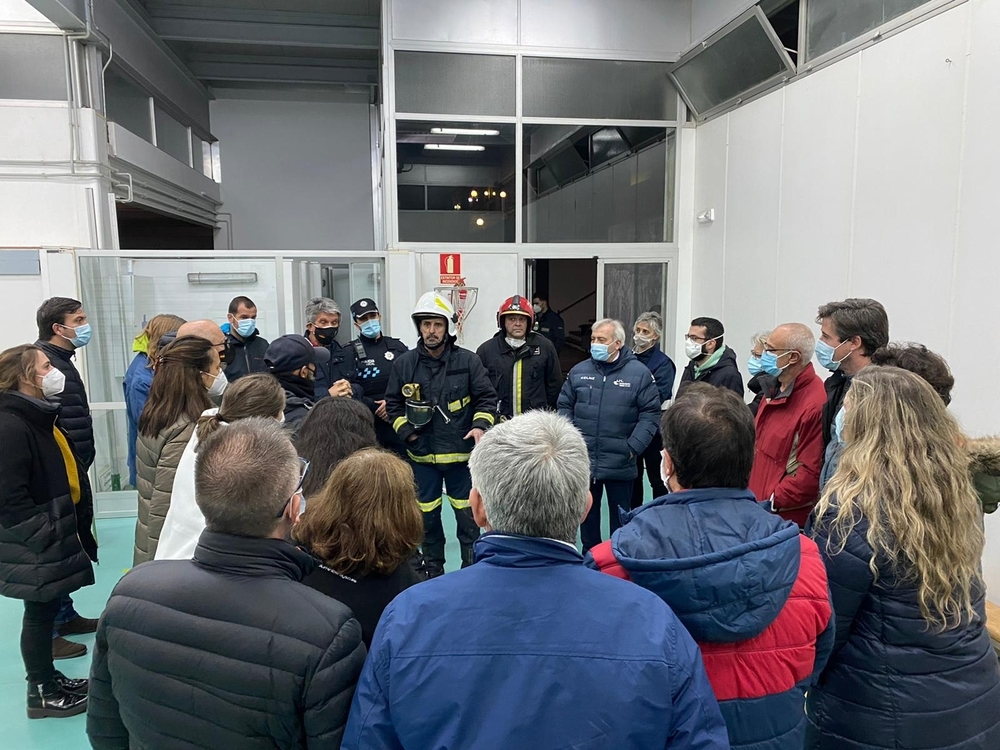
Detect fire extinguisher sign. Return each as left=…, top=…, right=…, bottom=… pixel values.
left=439, top=253, right=463, bottom=285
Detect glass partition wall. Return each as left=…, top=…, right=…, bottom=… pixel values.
left=390, top=51, right=682, bottom=249
left=78, top=253, right=385, bottom=516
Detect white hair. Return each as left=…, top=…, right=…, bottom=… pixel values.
left=751, top=330, right=771, bottom=350
left=592, top=318, right=626, bottom=345
left=469, top=412, right=590, bottom=544
left=634, top=311, right=662, bottom=338
left=305, top=297, right=340, bottom=324
left=781, top=323, right=816, bottom=361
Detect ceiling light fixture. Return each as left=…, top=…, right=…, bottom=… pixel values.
left=476, top=218, right=485, bottom=226
left=470, top=189, right=478, bottom=197
left=499, top=190, right=507, bottom=199
left=424, top=144, right=485, bottom=151
left=431, top=127, right=500, bottom=136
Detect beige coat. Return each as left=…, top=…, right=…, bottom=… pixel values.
left=134, top=419, right=196, bottom=566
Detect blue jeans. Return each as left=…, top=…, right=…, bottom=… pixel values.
left=51, top=595, right=78, bottom=639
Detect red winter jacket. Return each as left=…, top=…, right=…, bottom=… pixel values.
left=586, top=489, right=834, bottom=750
left=749, top=363, right=827, bottom=527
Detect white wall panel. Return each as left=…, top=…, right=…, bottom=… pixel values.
left=0, top=104, right=71, bottom=162
left=391, top=0, right=518, bottom=45
left=691, top=114, right=728, bottom=320
left=722, top=92, right=783, bottom=364
left=0, top=0, right=54, bottom=25
left=417, top=252, right=518, bottom=350
left=211, top=97, right=374, bottom=251
left=690, top=0, right=754, bottom=43
left=850, top=6, right=969, bottom=349
left=776, top=56, right=860, bottom=326
left=944, top=0, right=1000, bottom=597
left=520, top=0, right=690, bottom=57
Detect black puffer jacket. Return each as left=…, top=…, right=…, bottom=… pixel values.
left=87, top=531, right=366, bottom=750
left=820, top=369, right=850, bottom=446
left=35, top=340, right=94, bottom=468
left=0, top=392, right=94, bottom=602
left=476, top=331, right=562, bottom=419
left=805, top=504, right=1000, bottom=749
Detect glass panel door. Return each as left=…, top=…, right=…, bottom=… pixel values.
left=597, top=259, right=669, bottom=351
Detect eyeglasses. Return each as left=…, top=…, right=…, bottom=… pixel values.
left=276, top=457, right=310, bottom=518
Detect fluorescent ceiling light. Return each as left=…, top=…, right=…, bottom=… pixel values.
left=424, top=144, right=485, bottom=151
left=187, top=272, right=258, bottom=285
left=431, top=127, right=500, bottom=136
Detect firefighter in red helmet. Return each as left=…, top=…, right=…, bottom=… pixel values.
left=475, top=295, right=563, bottom=421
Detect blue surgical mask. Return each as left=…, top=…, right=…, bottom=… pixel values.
left=834, top=406, right=847, bottom=445
left=816, top=339, right=848, bottom=372
left=591, top=343, right=611, bottom=362
left=760, top=350, right=790, bottom=378
left=360, top=319, right=381, bottom=338
left=235, top=318, right=257, bottom=338
left=748, top=355, right=764, bottom=377
left=61, top=323, right=92, bottom=348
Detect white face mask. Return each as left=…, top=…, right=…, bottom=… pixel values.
left=660, top=452, right=671, bottom=493
left=634, top=333, right=654, bottom=351
left=505, top=337, right=527, bottom=349
left=40, top=368, right=66, bottom=398
left=205, top=370, right=229, bottom=398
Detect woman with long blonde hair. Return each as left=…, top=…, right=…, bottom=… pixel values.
left=806, top=366, right=1000, bottom=750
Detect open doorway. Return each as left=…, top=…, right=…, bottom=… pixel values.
left=527, top=258, right=597, bottom=373
left=116, top=205, right=214, bottom=249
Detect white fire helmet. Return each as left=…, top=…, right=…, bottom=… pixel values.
left=412, top=291, right=458, bottom=338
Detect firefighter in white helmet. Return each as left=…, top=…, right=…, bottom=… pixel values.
left=385, top=291, right=498, bottom=577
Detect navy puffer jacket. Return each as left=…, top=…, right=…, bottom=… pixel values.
left=557, top=348, right=660, bottom=480
left=36, top=340, right=94, bottom=469
left=806, top=503, right=1000, bottom=749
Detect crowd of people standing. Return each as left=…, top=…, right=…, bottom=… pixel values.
left=0, top=288, right=997, bottom=749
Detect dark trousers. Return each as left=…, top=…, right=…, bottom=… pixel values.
left=23, top=599, right=61, bottom=684
left=631, top=434, right=666, bottom=509
left=412, top=462, right=480, bottom=576
left=581, top=478, right=632, bottom=552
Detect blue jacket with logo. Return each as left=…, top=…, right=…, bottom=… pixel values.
left=342, top=533, right=730, bottom=750
left=557, top=348, right=661, bottom=480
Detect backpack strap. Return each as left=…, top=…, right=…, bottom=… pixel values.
left=589, top=541, right=630, bottom=580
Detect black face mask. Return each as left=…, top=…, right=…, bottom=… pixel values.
left=313, top=326, right=338, bottom=346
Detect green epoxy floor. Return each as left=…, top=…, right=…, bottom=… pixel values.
left=0, top=486, right=635, bottom=748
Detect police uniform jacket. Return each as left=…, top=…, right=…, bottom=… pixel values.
left=476, top=331, right=562, bottom=420
left=386, top=341, right=497, bottom=465
left=349, top=334, right=409, bottom=410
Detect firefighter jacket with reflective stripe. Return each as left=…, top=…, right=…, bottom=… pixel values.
left=475, top=331, right=562, bottom=420
left=386, top=342, right=497, bottom=464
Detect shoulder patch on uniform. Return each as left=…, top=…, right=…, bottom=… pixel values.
left=385, top=351, right=395, bottom=361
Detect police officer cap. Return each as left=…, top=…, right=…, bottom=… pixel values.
left=350, top=298, right=379, bottom=320
left=264, top=334, right=331, bottom=373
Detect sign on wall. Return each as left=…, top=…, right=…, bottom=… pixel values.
left=439, top=253, right=462, bottom=285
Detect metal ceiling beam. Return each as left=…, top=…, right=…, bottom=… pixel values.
left=145, top=4, right=378, bottom=29
left=150, top=16, right=379, bottom=50
left=186, top=61, right=378, bottom=86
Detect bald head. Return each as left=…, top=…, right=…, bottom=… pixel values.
left=769, top=323, right=815, bottom=361
left=178, top=320, right=225, bottom=348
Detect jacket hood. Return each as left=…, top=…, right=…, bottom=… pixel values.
left=967, top=436, right=1000, bottom=475
left=612, top=487, right=801, bottom=642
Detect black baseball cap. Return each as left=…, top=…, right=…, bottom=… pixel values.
left=350, top=298, right=379, bottom=319
left=264, top=334, right=331, bottom=373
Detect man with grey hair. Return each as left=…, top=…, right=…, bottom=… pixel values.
left=749, top=322, right=828, bottom=527
left=303, top=296, right=363, bottom=401
left=558, top=318, right=660, bottom=550
left=342, top=412, right=729, bottom=750
left=88, top=418, right=366, bottom=750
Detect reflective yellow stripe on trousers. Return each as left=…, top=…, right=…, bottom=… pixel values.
left=419, top=497, right=443, bottom=512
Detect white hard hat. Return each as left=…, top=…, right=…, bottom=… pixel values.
left=412, top=291, right=458, bottom=337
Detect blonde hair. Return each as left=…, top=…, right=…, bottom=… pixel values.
left=813, top=366, right=984, bottom=630
left=144, top=314, right=186, bottom=367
